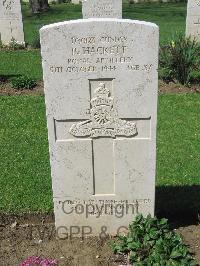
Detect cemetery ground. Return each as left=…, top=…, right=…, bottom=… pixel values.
left=0, top=2, right=200, bottom=265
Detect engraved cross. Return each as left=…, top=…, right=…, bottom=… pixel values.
left=69, top=82, right=137, bottom=195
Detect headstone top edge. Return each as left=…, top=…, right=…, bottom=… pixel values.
left=40, top=19, right=159, bottom=33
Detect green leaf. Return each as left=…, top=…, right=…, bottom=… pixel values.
left=127, top=241, right=141, bottom=250
left=149, top=229, right=159, bottom=240
left=170, top=250, right=183, bottom=259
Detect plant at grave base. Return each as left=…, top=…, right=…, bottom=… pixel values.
left=0, top=40, right=8, bottom=50
left=11, top=76, right=37, bottom=90
left=19, top=256, right=58, bottom=266
left=159, top=34, right=200, bottom=85
left=9, top=37, right=25, bottom=50
left=190, top=70, right=200, bottom=84
left=110, top=214, right=197, bottom=266
left=0, top=75, right=9, bottom=83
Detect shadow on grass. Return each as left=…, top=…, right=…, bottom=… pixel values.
left=155, top=185, right=200, bottom=227
left=0, top=74, right=21, bottom=82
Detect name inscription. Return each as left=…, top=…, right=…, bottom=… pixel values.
left=49, top=35, right=154, bottom=74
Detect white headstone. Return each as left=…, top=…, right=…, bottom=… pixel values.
left=186, top=0, right=200, bottom=41
left=40, top=18, right=159, bottom=237
left=72, top=0, right=80, bottom=4
left=82, top=0, right=122, bottom=18
left=0, top=0, right=24, bottom=45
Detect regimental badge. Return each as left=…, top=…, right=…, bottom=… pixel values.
left=69, top=83, right=137, bottom=138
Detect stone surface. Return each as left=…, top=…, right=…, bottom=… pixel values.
left=82, top=0, right=122, bottom=18
left=186, top=0, right=200, bottom=41
left=0, top=0, right=24, bottom=44
left=40, top=18, right=159, bottom=236
left=71, top=0, right=81, bottom=4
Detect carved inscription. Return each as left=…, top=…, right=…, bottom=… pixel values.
left=194, top=18, right=200, bottom=25
left=89, top=3, right=115, bottom=17
left=82, top=0, right=122, bottom=19
left=195, top=0, right=200, bottom=6
left=49, top=35, right=154, bottom=74
left=3, top=0, right=14, bottom=10
left=1, top=0, right=19, bottom=18
left=69, top=83, right=137, bottom=138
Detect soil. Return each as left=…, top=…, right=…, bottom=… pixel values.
left=0, top=81, right=200, bottom=96
left=158, top=81, right=200, bottom=94
left=0, top=214, right=125, bottom=266
left=0, top=214, right=199, bottom=266
left=0, top=81, right=44, bottom=96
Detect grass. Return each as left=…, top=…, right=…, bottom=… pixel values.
left=0, top=96, right=52, bottom=212
left=0, top=50, right=42, bottom=80
left=157, top=94, right=200, bottom=186
left=0, top=94, right=199, bottom=214
left=22, top=3, right=82, bottom=45
left=21, top=2, right=186, bottom=45
left=0, top=2, right=186, bottom=80
left=123, top=3, right=186, bottom=44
